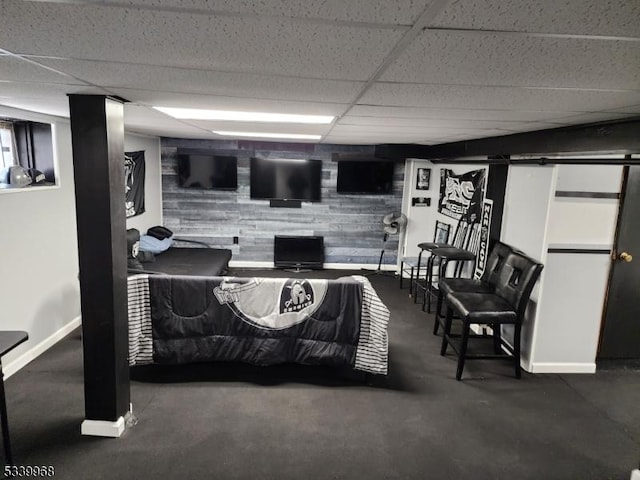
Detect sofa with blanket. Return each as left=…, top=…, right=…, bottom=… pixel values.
left=127, top=274, right=389, bottom=375
left=127, top=226, right=232, bottom=277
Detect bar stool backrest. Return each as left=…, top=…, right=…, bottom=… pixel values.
left=493, top=250, right=544, bottom=320
left=450, top=219, right=471, bottom=249
left=481, top=241, right=514, bottom=287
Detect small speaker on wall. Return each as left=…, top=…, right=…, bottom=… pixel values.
left=270, top=199, right=302, bottom=208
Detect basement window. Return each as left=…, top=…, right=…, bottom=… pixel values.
left=0, top=121, right=17, bottom=169
left=0, top=118, right=57, bottom=189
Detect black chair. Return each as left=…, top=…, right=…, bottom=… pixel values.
left=433, top=240, right=514, bottom=334
left=412, top=240, right=450, bottom=303
left=399, top=256, right=428, bottom=292
left=440, top=249, right=543, bottom=380
left=417, top=218, right=480, bottom=313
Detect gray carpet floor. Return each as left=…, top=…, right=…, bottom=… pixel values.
left=4, top=269, right=640, bottom=479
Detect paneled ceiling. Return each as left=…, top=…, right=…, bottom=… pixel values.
left=0, top=0, right=639, bottom=145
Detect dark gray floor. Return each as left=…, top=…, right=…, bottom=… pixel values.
left=4, top=269, right=640, bottom=480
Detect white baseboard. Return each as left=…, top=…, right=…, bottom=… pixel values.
left=228, top=260, right=273, bottom=269
left=81, top=417, right=125, bottom=438
left=529, top=362, right=596, bottom=374
left=630, top=469, right=640, bottom=480
left=228, top=260, right=397, bottom=272
left=324, top=263, right=396, bottom=271
left=4, top=316, right=82, bottom=380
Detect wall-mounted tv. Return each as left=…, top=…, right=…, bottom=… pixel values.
left=250, top=157, right=322, bottom=202
left=177, top=153, right=237, bottom=190
left=337, top=160, right=395, bottom=194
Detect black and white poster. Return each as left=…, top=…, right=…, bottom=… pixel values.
left=125, top=150, right=145, bottom=218
left=474, top=199, right=493, bottom=279
left=438, top=168, right=485, bottom=222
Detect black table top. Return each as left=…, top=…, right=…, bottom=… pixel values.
left=0, top=331, right=29, bottom=358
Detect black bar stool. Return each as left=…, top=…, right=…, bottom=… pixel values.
left=413, top=241, right=450, bottom=305
left=423, top=246, right=476, bottom=313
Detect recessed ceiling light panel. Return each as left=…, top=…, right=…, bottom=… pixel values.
left=212, top=131, right=322, bottom=140
left=154, top=107, right=333, bottom=124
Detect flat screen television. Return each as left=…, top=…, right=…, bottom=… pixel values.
left=274, top=235, right=324, bottom=270
left=250, top=157, right=322, bottom=202
left=177, top=154, right=237, bottom=190
left=337, top=160, right=395, bottom=194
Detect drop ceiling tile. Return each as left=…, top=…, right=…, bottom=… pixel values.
left=124, top=103, right=206, bottom=131
left=0, top=82, right=111, bottom=117
left=338, top=114, right=545, bottom=130
left=542, top=112, right=638, bottom=124
left=330, top=123, right=442, bottom=135
left=117, top=89, right=349, bottom=116
left=347, top=105, right=583, bottom=122
left=127, top=123, right=220, bottom=139
left=360, top=83, right=640, bottom=112
left=0, top=1, right=405, bottom=81
left=36, top=58, right=364, bottom=104
left=105, top=0, right=432, bottom=25
left=603, top=105, right=640, bottom=114
left=496, top=122, right=572, bottom=132
left=329, top=123, right=503, bottom=138
left=323, top=133, right=431, bottom=144
left=381, top=30, right=640, bottom=90
left=0, top=96, right=70, bottom=119
left=432, top=0, right=640, bottom=37
left=0, top=55, right=87, bottom=85
left=184, top=120, right=331, bottom=136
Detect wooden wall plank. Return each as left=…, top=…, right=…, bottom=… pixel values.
left=161, top=139, right=404, bottom=265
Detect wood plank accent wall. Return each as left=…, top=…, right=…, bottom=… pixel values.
left=161, top=138, right=404, bottom=266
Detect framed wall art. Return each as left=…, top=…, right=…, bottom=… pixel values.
left=416, top=167, right=430, bottom=190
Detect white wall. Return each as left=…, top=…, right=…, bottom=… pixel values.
left=0, top=107, right=81, bottom=376
left=124, top=134, right=162, bottom=233
left=499, top=163, right=623, bottom=373
left=400, top=159, right=436, bottom=263
left=533, top=253, right=611, bottom=372
left=500, top=165, right=555, bottom=371
left=401, top=160, right=487, bottom=272
left=0, top=106, right=162, bottom=377
left=529, top=164, right=622, bottom=373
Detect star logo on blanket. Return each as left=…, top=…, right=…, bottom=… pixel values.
left=213, top=278, right=328, bottom=330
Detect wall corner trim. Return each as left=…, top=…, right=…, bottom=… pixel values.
left=81, top=417, right=125, bottom=438
left=3, top=316, right=82, bottom=380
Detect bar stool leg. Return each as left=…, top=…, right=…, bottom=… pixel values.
left=456, top=322, right=471, bottom=381
left=492, top=323, right=501, bottom=354
left=440, top=307, right=454, bottom=356
left=421, top=255, right=433, bottom=310
left=413, top=251, right=423, bottom=304
left=514, top=323, right=522, bottom=379
left=433, top=290, right=444, bottom=335
left=427, top=258, right=445, bottom=313
left=408, top=265, right=414, bottom=296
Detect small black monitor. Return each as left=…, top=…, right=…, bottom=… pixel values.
left=177, top=154, right=237, bottom=190
left=274, top=235, right=324, bottom=270
left=337, top=160, right=395, bottom=194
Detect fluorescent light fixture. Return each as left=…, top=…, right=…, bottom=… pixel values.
left=213, top=131, right=322, bottom=140
left=154, top=107, right=333, bottom=124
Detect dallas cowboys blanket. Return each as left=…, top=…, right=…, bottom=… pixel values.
left=127, top=275, right=389, bottom=375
